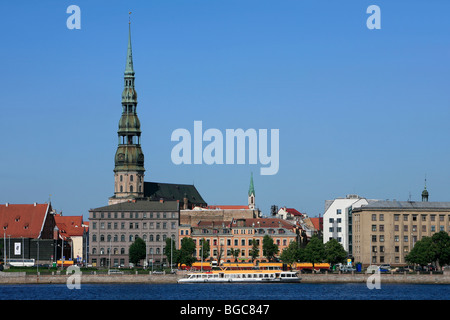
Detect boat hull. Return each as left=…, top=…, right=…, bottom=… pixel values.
left=178, top=271, right=301, bottom=284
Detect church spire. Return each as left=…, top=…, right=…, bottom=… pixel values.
left=248, top=172, right=255, bottom=209
left=125, top=12, right=134, bottom=76
left=109, top=16, right=145, bottom=205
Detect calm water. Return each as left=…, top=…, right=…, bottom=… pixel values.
left=0, top=283, right=449, bottom=300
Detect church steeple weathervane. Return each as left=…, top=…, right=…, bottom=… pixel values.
left=110, top=15, right=145, bottom=205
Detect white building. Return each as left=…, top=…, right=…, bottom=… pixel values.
left=323, top=195, right=378, bottom=257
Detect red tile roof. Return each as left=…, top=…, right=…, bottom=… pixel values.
left=0, top=203, right=51, bottom=238
left=234, top=218, right=295, bottom=229
left=55, top=215, right=87, bottom=239
left=285, top=208, right=303, bottom=216
left=310, top=217, right=323, bottom=231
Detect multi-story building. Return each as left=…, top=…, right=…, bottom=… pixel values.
left=323, top=195, right=377, bottom=257
left=179, top=218, right=299, bottom=263
left=89, top=200, right=179, bottom=267
left=353, top=199, right=450, bottom=266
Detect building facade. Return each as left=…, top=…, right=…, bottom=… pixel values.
left=179, top=218, right=299, bottom=263
left=323, top=195, right=376, bottom=256
left=89, top=200, right=179, bottom=267
left=353, top=200, right=450, bottom=266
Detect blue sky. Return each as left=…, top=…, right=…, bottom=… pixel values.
left=1, top=1, right=450, bottom=219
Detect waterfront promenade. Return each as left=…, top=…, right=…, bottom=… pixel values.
left=1, top=270, right=450, bottom=285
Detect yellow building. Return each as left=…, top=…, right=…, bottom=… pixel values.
left=353, top=200, right=450, bottom=266
left=179, top=218, right=299, bottom=263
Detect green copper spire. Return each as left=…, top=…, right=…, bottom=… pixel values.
left=248, top=172, right=255, bottom=196
left=112, top=16, right=145, bottom=202
left=422, top=177, right=429, bottom=202
left=125, top=17, right=134, bottom=76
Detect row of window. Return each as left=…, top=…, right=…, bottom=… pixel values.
left=92, top=246, right=164, bottom=255
left=371, top=213, right=450, bottom=221
left=92, top=233, right=175, bottom=242
left=370, top=234, right=419, bottom=243
left=192, top=238, right=292, bottom=247
left=91, top=211, right=177, bottom=219
left=92, top=221, right=177, bottom=230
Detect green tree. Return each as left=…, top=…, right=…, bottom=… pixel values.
left=129, top=237, right=146, bottom=266
left=164, top=237, right=179, bottom=268
left=405, top=236, right=434, bottom=266
left=324, top=238, right=348, bottom=266
left=179, top=237, right=196, bottom=266
left=262, top=235, right=279, bottom=262
left=230, top=248, right=240, bottom=262
left=303, top=235, right=326, bottom=269
left=431, top=231, right=450, bottom=269
left=280, top=240, right=303, bottom=264
left=249, top=239, right=260, bottom=262
left=200, top=238, right=210, bottom=261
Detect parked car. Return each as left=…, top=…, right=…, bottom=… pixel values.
left=379, top=264, right=391, bottom=272
left=340, top=266, right=356, bottom=273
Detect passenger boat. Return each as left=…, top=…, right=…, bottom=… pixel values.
left=177, top=269, right=301, bottom=283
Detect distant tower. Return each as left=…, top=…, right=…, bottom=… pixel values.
left=422, top=178, right=429, bottom=202
left=248, top=173, right=255, bottom=209
left=110, top=16, right=145, bottom=204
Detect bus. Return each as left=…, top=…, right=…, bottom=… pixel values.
left=293, top=262, right=331, bottom=272
left=178, top=262, right=212, bottom=271
left=7, top=259, right=35, bottom=267
left=221, top=262, right=254, bottom=270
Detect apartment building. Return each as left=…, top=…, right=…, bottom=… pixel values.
left=88, top=200, right=179, bottom=267
left=353, top=200, right=450, bottom=266
left=179, top=218, right=299, bottom=262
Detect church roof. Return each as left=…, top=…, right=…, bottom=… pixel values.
left=144, top=181, right=207, bottom=206
left=0, top=203, right=51, bottom=238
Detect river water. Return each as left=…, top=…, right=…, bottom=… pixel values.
left=0, top=283, right=449, bottom=300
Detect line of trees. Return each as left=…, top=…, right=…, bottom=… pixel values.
left=122, top=231, right=450, bottom=269
left=128, top=234, right=349, bottom=268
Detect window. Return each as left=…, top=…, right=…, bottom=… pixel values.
left=372, top=214, right=377, bottom=221
left=336, top=209, right=342, bottom=215
left=372, top=225, right=377, bottom=232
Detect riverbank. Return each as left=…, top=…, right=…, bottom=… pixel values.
left=1, top=270, right=450, bottom=285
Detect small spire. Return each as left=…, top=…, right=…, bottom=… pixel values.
left=422, top=176, right=429, bottom=202
left=248, top=172, right=255, bottom=196
left=125, top=12, right=134, bottom=75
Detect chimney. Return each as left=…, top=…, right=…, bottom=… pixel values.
left=5, top=203, right=8, bottom=207
left=34, top=202, right=37, bottom=206
left=160, top=198, right=164, bottom=203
